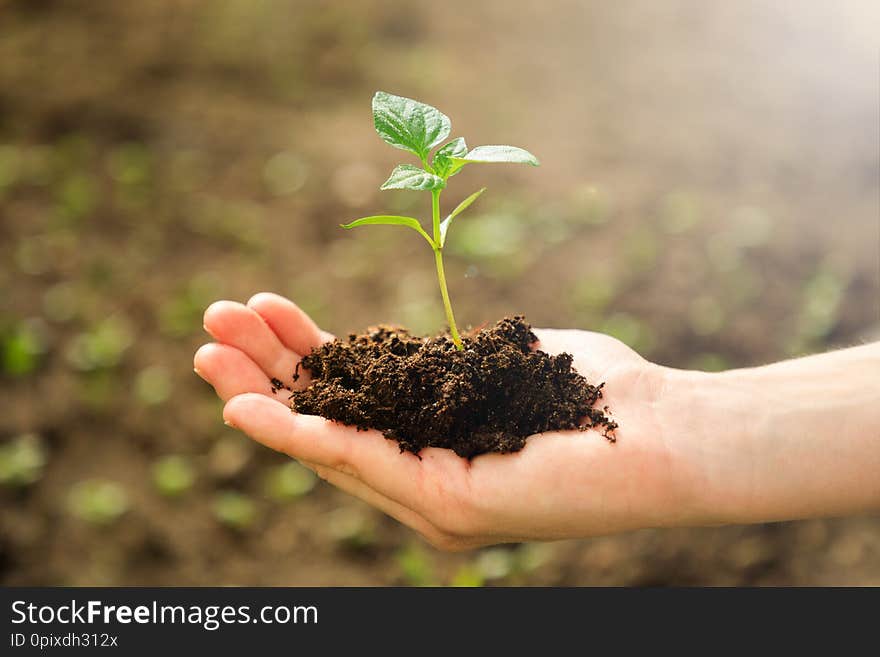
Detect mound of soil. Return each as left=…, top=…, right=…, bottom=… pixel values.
left=283, top=317, right=617, bottom=458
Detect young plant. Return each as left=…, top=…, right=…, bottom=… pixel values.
left=342, top=91, right=539, bottom=350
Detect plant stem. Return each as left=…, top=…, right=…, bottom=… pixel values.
left=431, top=189, right=463, bottom=350
left=434, top=247, right=463, bottom=350
left=431, top=189, right=441, bottom=243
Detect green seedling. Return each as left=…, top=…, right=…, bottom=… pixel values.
left=263, top=461, right=317, bottom=501
left=516, top=542, right=556, bottom=572
left=65, top=316, right=133, bottom=371
left=449, top=565, right=484, bottom=587
left=342, top=91, right=539, bottom=350
left=475, top=547, right=515, bottom=581
left=209, top=434, right=254, bottom=479
left=135, top=365, right=172, bottom=406
left=152, top=455, right=195, bottom=498
left=212, top=490, right=257, bottom=530
left=67, top=479, right=129, bottom=526
left=0, top=433, right=47, bottom=488
left=326, top=506, right=376, bottom=551
left=394, top=542, right=436, bottom=587
left=1, top=320, right=47, bottom=376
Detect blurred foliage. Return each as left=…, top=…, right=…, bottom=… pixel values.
left=688, top=352, right=731, bottom=373
left=601, top=313, right=655, bottom=355
left=152, top=455, right=196, bottom=498
left=1, top=319, right=48, bottom=376
left=0, top=433, right=47, bottom=487
left=68, top=480, right=129, bottom=526
left=160, top=274, right=224, bottom=339
left=789, top=265, right=849, bottom=355
left=263, top=462, right=317, bottom=501
left=65, top=317, right=134, bottom=371
left=475, top=547, right=515, bottom=581
left=688, top=295, right=725, bottom=337
left=395, top=542, right=436, bottom=586
left=208, top=435, right=254, bottom=480
left=661, top=190, right=703, bottom=234
left=212, top=491, right=257, bottom=530
left=263, top=151, right=309, bottom=197
left=450, top=564, right=484, bottom=587
left=42, top=281, right=80, bottom=323
left=135, top=365, right=173, bottom=406
left=326, top=506, right=376, bottom=551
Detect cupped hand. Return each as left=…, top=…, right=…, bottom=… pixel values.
left=194, top=293, right=707, bottom=550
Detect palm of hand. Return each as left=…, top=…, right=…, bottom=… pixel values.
left=195, top=294, right=681, bottom=550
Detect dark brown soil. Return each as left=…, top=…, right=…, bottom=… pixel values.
left=287, top=317, right=617, bottom=458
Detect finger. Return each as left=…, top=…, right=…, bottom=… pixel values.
left=203, top=300, right=304, bottom=388
left=531, top=327, right=608, bottom=381
left=533, top=327, right=641, bottom=361
left=529, top=328, right=578, bottom=355
left=246, top=292, right=329, bottom=355
left=194, top=342, right=287, bottom=401
left=296, top=459, right=447, bottom=546
left=222, top=393, right=462, bottom=514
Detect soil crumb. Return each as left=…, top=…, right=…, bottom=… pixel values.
left=288, top=316, right=617, bottom=458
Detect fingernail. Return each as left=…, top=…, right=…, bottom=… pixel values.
left=224, top=419, right=236, bottom=428
left=193, top=367, right=205, bottom=379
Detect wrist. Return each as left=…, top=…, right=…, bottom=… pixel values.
left=651, top=365, right=759, bottom=528
left=658, top=345, right=880, bottom=529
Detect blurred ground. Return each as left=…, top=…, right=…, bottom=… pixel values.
left=1, top=0, right=878, bottom=585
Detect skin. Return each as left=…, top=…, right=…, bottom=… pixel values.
left=194, top=292, right=880, bottom=551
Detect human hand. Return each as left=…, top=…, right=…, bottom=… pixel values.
left=194, top=292, right=718, bottom=550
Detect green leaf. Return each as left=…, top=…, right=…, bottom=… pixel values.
left=432, top=137, right=468, bottom=177
left=341, top=214, right=434, bottom=246
left=451, top=145, right=540, bottom=168
left=372, top=91, right=451, bottom=161
left=380, top=164, right=445, bottom=192
left=439, top=187, right=486, bottom=247
left=435, top=137, right=468, bottom=159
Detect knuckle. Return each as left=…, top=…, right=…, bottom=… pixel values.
left=339, top=463, right=359, bottom=479
left=311, top=464, right=332, bottom=483
left=332, top=457, right=359, bottom=480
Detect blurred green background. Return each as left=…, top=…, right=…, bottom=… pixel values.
left=1, top=0, right=878, bottom=585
